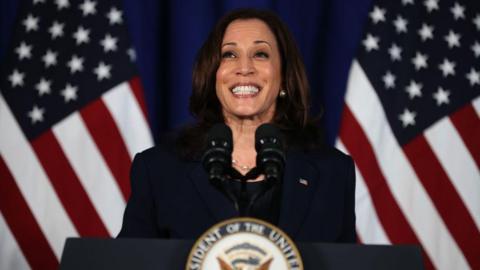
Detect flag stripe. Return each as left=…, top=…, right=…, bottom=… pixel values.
left=339, top=106, right=435, bottom=270
left=473, top=98, right=480, bottom=116
left=128, top=76, right=149, bottom=122
left=80, top=99, right=132, bottom=200
left=0, top=157, right=58, bottom=270
left=0, top=94, right=78, bottom=258
left=425, top=114, right=480, bottom=230
left=344, top=61, right=470, bottom=270
left=336, top=141, right=390, bottom=245
left=0, top=212, right=30, bottom=270
left=31, top=131, right=110, bottom=237
left=353, top=165, right=391, bottom=245
left=403, top=136, right=480, bottom=269
left=449, top=103, right=480, bottom=169
left=102, top=80, right=154, bottom=159
left=52, top=112, right=126, bottom=236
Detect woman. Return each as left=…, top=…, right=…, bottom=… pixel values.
left=118, top=8, right=356, bottom=243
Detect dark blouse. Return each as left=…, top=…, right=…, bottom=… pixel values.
left=226, top=179, right=282, bottom=225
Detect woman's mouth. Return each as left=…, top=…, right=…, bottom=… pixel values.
left=231, top=85, right=260, bottom=97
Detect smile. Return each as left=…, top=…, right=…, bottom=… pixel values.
left=231, top=85, right=260, bottom=97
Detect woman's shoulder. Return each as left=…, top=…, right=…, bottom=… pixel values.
left=306, top=145, right=353, bottom=165
left=295, top=145, right=353, bottom=165
left=135, top=129, right=203, bottom=163
left=134, top=132, right=180, bottom=162
left=134, top=145, right=175, bottom=166
left=284, top=122, right=353, bottom=165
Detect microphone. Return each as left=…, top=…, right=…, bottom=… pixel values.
left=202, top=123, right=233, bottom=183
left=255, top=124, right=286, bottom=182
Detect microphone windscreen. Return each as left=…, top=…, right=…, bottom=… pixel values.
left=206, top=123, right=233, bottom=150
left=255, top=123, right=283, bottom=151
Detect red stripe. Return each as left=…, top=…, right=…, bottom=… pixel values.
left=31, top=131, right=110, bottom=237
left=356, top=232, right=364, bottom=244
left=0, top=156, right=58, bottom=270
left=449, top=104, right=480, bottom=168
left=404, top=135, right=480, bottom=269
left=339, top=106, right=435, bottom=270
left=129, top=76, right=150, bottom=124
left=80, top=99, right=131, bottom=200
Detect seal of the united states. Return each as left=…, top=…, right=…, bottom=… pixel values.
left=185, top=217, right=303, bottom=270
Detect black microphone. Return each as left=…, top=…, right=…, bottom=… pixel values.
left=255, top=124, right=286, bottom=182
left=202, top=123, right=233, bottom=183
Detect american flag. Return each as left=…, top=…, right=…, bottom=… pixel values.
left=0, top=0, right=153, bottom=269
left=337, top=0, right=479, bottom=269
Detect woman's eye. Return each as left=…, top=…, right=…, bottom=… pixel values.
left=221, top=51, right=236, bottom=58
left=255, top=51, right=269, bottom=58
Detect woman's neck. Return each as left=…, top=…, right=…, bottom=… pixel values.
left=225, top=117, right=270, bottom=174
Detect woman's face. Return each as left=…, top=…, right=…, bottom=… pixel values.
left=216, top=19, right=282, bottom=123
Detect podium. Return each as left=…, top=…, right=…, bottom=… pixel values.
left=59, top=238, right=424, bottom=269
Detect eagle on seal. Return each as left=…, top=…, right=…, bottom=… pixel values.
left=217, top=257, right=273, bottom=270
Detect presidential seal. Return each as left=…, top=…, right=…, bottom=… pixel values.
left=185, top=217, right=303, bottom=270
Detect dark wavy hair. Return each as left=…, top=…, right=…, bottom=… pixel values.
left=175, top=8, right=323, bottom=159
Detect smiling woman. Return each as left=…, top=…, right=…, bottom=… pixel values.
left=190, top=9, right=310, bottom=133
left=118, top=8, right=356, bottom=243
left=215, top=19, right=282, bottom=123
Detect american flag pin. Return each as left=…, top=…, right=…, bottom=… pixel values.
left=299, top=178, right=309, bottom=186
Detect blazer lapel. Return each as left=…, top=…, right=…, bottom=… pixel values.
left=188, top=163, right=237, bottom=222
left=278, top=151, right=320, bottom=239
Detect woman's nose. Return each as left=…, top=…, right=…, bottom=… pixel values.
left=236, top=57, right=255, bottom=76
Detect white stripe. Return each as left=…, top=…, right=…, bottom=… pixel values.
left=472, top=96, right=480, bottom=117
left=336, top=142, right=390, bottom=244
left=0, top=212, right=30, bottom=270
left=425, top=117, right=480, bottom=229
left=0, top=94, right=77, bottom=258
left=345, top=60, right=469, bottom=270
left=102, top=82, right=154, bottom=158
left=53, top=113, right=125, bottom=236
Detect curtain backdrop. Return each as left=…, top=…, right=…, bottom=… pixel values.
left=1, top=0, right=373, bottom=144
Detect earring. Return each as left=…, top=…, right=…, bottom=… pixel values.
left=279, top=89, right=287, bottom=98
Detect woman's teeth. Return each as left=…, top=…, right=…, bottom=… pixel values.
left=231, top=85, right=259, bottom=95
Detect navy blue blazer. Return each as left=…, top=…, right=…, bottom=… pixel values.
left=118, top=145, right=356, bottom=243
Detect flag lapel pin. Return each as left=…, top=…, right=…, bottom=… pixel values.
left=298, top=178, right=309, bottom=186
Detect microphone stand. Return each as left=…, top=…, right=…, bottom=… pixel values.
left=207, top=173, right=240, bottom=213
